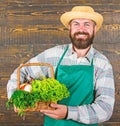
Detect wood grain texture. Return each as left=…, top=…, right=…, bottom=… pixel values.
left=0, top=0, right=120, bottom=125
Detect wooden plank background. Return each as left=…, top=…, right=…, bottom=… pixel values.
left=0, top=0, right=120, bottom=126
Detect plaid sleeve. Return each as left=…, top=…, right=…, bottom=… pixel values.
left=66, top=59, right=115, bottom=124
left=7, top=52, right=47, bottom=99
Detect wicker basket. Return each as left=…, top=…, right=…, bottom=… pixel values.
left=17, top=62, right=55, bottom=112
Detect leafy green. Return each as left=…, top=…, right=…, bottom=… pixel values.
left=31, top=78, right=70, bottom=102
left=6, top=90, right=37, bottom=116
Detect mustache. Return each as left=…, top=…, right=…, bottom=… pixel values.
left=74, top=31, right=89, bottom=36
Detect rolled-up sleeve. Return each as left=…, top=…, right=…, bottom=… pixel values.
left=66, top=61, right=115, bottom=124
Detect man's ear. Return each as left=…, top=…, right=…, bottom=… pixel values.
left=68, top=25, right=70, bottom=30
left=94, top=25, right=97, bottom=35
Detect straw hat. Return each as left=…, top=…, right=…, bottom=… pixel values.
left=60, top=6, right=103, bottom=32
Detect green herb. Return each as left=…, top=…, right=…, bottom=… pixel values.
left=6, top=90, right=37, bottom=116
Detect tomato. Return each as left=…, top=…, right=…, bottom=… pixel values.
left=20, top=83, right=32, bottom=92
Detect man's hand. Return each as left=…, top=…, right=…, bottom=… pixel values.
left=40, top=103, right=68, bottom=120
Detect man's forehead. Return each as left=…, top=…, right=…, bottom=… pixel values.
left=70, top=18, right=95, bottom=24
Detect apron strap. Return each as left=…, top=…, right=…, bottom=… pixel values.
left=91, top=58, right=94, bottom=66
left=55, top=45, right=69, bottom=78
left=55, top=45, right=94, bottom=77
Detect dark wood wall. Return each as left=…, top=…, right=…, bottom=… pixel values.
left=0, top=0, right=120, bottom=126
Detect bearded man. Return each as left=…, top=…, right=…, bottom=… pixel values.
left=7, top=6, right=115, bottom=126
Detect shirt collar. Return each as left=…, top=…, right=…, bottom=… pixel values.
left=67, top=44, right=94, bottom=63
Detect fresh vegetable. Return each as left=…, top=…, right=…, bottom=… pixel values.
left=31, top=78, right=70, bottom=102
left=20, top=83, right=27, bottom=90
left=6, top=90, right=37, bottom=116
left=6, top=78, right=70, bottom=116
left=20, top=84, right=32, bottom=92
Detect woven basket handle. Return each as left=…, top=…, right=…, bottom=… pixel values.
left=17, top=62, right=55, bottom=89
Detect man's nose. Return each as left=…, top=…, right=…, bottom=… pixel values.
left=77, top=24, right=86, bottom=32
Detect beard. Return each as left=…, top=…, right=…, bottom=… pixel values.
left=69, top=30, right=95, bottom=49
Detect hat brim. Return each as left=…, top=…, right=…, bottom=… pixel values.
left=60, top=12, right=103, bottom=32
